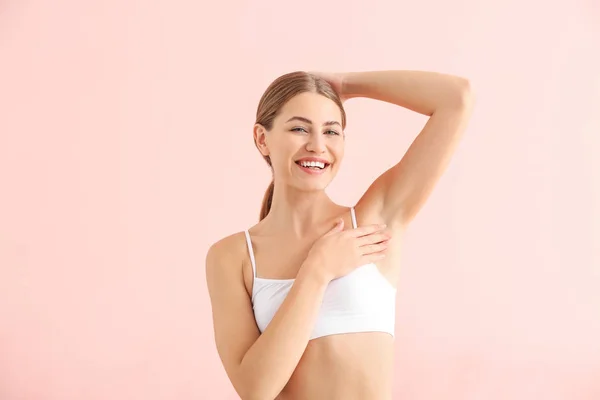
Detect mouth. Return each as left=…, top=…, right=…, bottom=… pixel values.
left=295, top=159, right=331, bottom=175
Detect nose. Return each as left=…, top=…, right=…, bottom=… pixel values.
left=305, top=132, right=326, bottom=154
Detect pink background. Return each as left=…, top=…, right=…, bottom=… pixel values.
left=1, top=0, right=599, bottom=399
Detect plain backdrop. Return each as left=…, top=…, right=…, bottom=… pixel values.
left=1, top=0, right=599, bottom=399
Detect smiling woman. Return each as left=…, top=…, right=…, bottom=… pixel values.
left=253, top=73, right=348, bottom=221
left=205, top=69, right=474, bottom=400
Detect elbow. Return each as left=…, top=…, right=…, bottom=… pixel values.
left=236, top=377, right=280, bottom=400
left=239, top=388, right=277, bottom=400
left=237, top=389, right=257, bottom=400
left=443, top=80, right=474, bottom=114
left=437, top=78, right=474, bottom=114
left=457, top=78, right=475, bottom=107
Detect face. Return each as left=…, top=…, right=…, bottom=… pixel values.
left=254, top=92, right=345, bottom=192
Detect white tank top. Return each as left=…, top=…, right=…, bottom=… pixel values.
left=244, top=207, right=396, bottom=340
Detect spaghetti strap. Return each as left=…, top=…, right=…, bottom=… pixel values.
left=244, top=230, right=257, bottom=278
left=350, top=207, right=358, bottom=229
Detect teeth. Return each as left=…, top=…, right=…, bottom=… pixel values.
left=299, top=160, right=326, bottom=169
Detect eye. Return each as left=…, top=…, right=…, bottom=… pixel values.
left=325, top=130, right=340, bottom=136
left=291, top=127, right=308, bottom=133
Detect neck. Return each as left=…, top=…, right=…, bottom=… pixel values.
left=262, top=183, right=340, bottom=238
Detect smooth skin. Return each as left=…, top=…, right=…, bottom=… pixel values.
left=206, top=70, right=474, bottom=400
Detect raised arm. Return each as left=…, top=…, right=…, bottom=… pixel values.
left=313, top=70, right=475, bottom=228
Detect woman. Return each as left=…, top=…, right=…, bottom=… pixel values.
left=206, top=69, right=474, bottom=400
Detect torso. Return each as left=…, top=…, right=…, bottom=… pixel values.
left=240, top=203, right=405, bottom=399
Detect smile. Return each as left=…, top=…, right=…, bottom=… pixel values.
left=298, top=160, right=327, bottom=169
left=295, top=160, right=331, bottom=175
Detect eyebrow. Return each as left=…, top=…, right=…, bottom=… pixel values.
left=285, top=116, right=341, bottom=127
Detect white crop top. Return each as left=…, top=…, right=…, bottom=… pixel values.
left=244, top=207, right=396, bottom=340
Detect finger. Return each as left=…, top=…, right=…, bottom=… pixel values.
left=357, top=232, right=391, bottom=247
left=360, top=242, right=389, bottom=255
left=347, top=223, right=387, bottom=238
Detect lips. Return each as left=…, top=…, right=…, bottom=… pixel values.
left=295, top=161, right=330, bottom=176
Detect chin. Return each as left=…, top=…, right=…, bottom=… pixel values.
left=296, top=177, right=335, bottom=193
left=286, top=162, right=339, bottom=191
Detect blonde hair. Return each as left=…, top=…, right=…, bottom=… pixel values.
left=254, top=71, right=347, bottom=220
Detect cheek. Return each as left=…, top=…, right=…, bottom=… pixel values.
left=273, top=136, right=303, bottom=156
left=331, top=140, right=345, bottom=161
left=268, top=141, right=297, bottom=167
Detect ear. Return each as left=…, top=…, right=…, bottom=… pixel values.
left=253, top=123, right=270, bottom=157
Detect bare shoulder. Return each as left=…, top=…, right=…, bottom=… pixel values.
left=206, top=231, right=246, bottom=264
left=205, top=231, right=262, bottom=391
left=205, top=231, right=248, bottom=290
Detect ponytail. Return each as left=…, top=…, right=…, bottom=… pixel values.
left=260, top=180, right=274, bottom=220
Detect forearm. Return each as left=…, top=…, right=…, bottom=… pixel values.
left=238, top=263, right=327, bottom=400
left=342, top=70, right=472, bottom=116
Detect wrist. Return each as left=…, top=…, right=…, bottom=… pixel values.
left=340, top=72, right=362, bottom=100
left=298, top=259, right=330, bottom=287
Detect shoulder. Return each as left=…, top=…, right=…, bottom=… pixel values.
left=206, top=231, right=247, bottom=262
left=205, top=231, right=249, bottom=287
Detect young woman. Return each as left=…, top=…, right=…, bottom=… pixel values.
left=206, top=70, right=474, bottom=399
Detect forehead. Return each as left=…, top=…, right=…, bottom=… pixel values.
left=277, top=92, right=342, bottom=124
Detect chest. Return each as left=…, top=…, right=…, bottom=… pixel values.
left=251, top=262, right=397, bottom=340
left=248, top=235, right=316, bottom=279
left=242, top=232, right=403, bottom=296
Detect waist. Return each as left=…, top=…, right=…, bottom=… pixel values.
left=281, top=332, right=395, bottom=399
